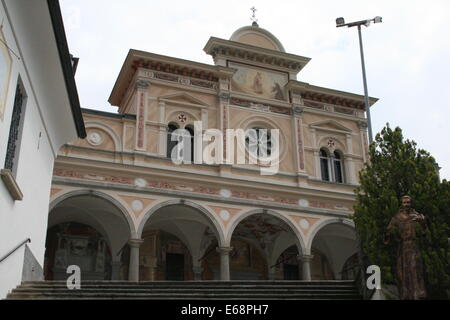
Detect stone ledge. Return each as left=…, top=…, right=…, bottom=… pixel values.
left=1, top=169, right=23, bottom=200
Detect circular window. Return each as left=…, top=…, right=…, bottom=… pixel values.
left=245, top=127, right=273, bottom=158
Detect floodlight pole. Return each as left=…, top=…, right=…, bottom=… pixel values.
left=337, top=17, right=381, bottom=144
left=357, top=25, right=373, bottom=143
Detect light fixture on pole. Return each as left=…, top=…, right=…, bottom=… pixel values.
left=336, top=16, right=382, bottom=144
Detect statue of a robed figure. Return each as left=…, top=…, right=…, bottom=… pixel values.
left=384, top=195, right=427, bottom=299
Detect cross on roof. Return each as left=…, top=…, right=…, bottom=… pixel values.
left=250, top=6, right=258, bottom=25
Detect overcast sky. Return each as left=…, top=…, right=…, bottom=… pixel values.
left=60, top=0, right=450, bottom=180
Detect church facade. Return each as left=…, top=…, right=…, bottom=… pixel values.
left=46, top=24, right=377, bottom=282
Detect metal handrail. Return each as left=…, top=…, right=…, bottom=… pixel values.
left=0, top=238, right=31, bottom=263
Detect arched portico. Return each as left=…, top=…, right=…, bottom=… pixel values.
left=308, top=218, right=358, bottom=280
left=136, top=199, right=225, bottom=281
left=50, top=189, right=137, bottom=238
left=46, top=190, right=135, bottom=280
left=213, top=209, right=307, bottom=280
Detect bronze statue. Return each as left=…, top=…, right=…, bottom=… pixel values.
left=385, top=195, right=427, bottom=299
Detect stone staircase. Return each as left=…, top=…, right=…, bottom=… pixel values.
left=7, top=280, right=362, bottom=300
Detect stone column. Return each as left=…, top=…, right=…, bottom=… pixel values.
left=216, top=246, right=233, bottom=280
left=268, top=269, right=277, bottom=280
left=128, top=239, right=144, bottom=282
left=192, top=266, right=203, bottom=280
left=111, top=260, right=122, bottom=280
left=298, top=254, right=314, bottom=281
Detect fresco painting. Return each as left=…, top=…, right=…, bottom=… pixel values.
left=229, top=62, right=288, bottom=101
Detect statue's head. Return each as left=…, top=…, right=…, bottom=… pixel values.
left=401, top=195, right=412, bottom=209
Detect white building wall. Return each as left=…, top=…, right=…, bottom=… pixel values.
left=0, top=1, right=79, bottom=299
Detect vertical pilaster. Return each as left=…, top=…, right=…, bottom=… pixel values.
left=345, top=133, right=356, bottom=184
left=135, top=80, right=150, bottom=151
left=310, top=127, right=321, bottom=179
left=158, top=100, right=167, bottom=156
left=128, top=239, right=144, bottom=282
left=201, top=108, right=208, bottom=129
left=216, top=246, right=233, bottom=280
left=358, top=121, right=369, bottom=163
left=292, top=105, right=306, bottom=173
left=219, top=91, right=230, bottom=162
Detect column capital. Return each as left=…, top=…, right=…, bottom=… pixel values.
left=292, top=105, right=304, bottom=116
left=128, top=239, right=144, bottom=248
left=135, top=79, right=150, bottom=90
left=219, top=91, right=230, bottom=103
left=297, top=254, right=314, bottom=262
left=358, top=120, right=368, bottom=130
left=216, top=246, right=233, bottom=255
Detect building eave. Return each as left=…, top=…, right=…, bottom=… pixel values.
left=47, top=0, right=86, bottom=138
left=287, top=80, right=379, bottom=110
left=108, top=49, right=236, bottom=108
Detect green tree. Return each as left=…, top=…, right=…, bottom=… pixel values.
left=353, top=124, right=449, bottom=299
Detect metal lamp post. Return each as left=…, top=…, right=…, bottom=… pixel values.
left=336, top=16, right=382, bottom=144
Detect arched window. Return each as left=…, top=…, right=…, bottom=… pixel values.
left=333, top=151, right=344, bottom=183
left=319, top=148, right=345, bottom=183
left=166, top=123, right=179, bottom=158
left=245, top=127, right=272, bottom=158
left=320, top=148, right=330, bottom=181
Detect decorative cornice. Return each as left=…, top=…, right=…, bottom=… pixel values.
left=287, top=80, right=378, bottom=110
left=109, top=49, right=236, bottom=107
left=132, top=59, right=219, bottom=82
left=203, top=37, right=311, bottom=72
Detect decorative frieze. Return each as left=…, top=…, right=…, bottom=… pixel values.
left=309, top=200, right=351, bottom=212
left=53, top=168, right=352, bottom=212
left=334, top=106, right=355, bottom=115
left=154, top=72, right=178, bottom=82
left=230, top=98, right=291, bottom=115
left=303, top=100, right=324, bottom=110
left=190, top=79, right=216, bottom=89
left=137, top=67, right=218, bottom=90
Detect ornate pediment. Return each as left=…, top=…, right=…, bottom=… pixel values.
left=309, top=120, right=353, bottom=134
left=158, top=92, right=209, bottom=109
